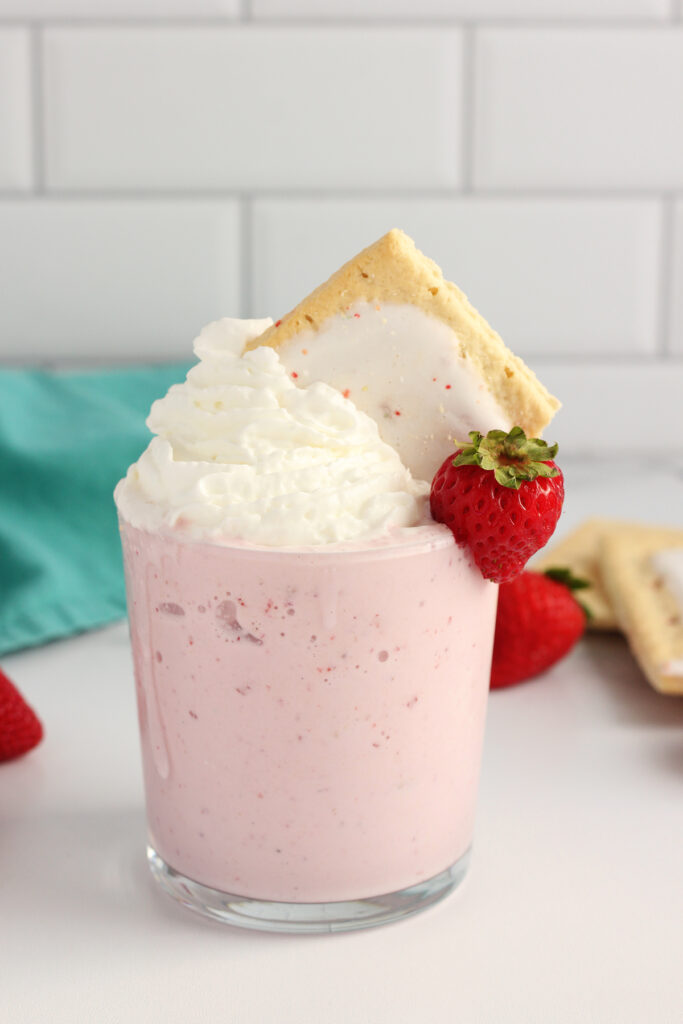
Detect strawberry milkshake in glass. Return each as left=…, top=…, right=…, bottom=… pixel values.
left=115, top=317, right=501, bottom=932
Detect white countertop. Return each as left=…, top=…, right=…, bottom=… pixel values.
left=3, top=460, right=683, bottom=1024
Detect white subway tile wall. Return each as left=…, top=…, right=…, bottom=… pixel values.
left=253, top=1, right=673, bottom=19
left=0, top=3, right=680, bottom=456
left=0, top=29, right=32, bottom=190
left=671, top=201, right=683, bottom=354
left=526, top=361, right=683, bottom=454
left=0, top=201, right=240, bottom=360
left=474, top=28, right=683, bottom=190
left=43, top=27, right=462, bottom=190
left=0, top=2, right=240, bottom=15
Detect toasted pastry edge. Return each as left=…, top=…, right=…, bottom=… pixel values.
left=246, top=229, right=560, bottom=438
left=534, top=519, right=619, bottom=631
left=600, top=526, right=683, bottom=696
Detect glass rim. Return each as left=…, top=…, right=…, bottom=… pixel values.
left=117, top=514, right=458, bottom=563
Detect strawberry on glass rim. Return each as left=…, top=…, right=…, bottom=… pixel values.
left=430, top=426, right=564, bottom=584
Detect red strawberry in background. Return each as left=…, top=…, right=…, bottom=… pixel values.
left=0, top=668, right=43, bottom=762
left=430, top=427, right=564, bottom=584
left=491, top=569, right=589, bottom=688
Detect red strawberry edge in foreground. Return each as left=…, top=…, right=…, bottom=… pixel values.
left=491, top=569, right=589, bottom=688
left=0, top=668, right=44, bottom=763
left=430, top=426, right=564, bottom=584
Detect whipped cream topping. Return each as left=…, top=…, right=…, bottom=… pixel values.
left=115, top=318, right=431, bottom=547
left=650, top=547, right=683, bottom=610
left=275, top=302, right=512, bottom=482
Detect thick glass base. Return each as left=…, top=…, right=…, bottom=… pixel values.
left=147, top=845, right=471, bottom=934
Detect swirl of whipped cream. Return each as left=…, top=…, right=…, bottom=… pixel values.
left=115, top=318, right=430, bottom=547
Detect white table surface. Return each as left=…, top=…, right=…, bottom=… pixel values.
left=3, top=459, right=683, bottom=1024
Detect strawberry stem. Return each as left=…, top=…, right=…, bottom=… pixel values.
left=543, top=566, right=594, bottom=620
left=454, top=426, right=560, bottom=490
left=543, top=567, right=589, bottom=591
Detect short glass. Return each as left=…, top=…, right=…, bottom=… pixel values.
left=119, top=517, right=497, bottom=933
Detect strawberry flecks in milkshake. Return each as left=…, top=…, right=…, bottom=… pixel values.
left=216, top=599, right=264, bottom=645
left=159, top=602, right=184, bottom=616
left=121, top=521, right=497, bottom=903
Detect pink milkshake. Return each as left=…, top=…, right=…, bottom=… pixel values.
left=115, top=231, right=561, bottom=930
left=120, top=519, right=497, bottom=925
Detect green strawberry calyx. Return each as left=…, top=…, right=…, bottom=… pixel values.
left=542, top=567, right=589, bottom=592
left=453, top=426, right=560, bottom=490
left=543, top=566, right=593, bottom=620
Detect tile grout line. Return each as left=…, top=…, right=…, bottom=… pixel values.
left=0, top=188, right=680, bottom=202
left=657, top=194, right=676, bottom=356
left=0, top=17, right=681, bottom=29
left=29, top=24, right=44, bottom=195
left=459, top=24, right=475, bottom=194
left=240, top=195, right=253, bottom=319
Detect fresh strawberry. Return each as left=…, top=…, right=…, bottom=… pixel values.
left=491, top=569, right=588, bottom=688
left=430, top=426, right=564, bottom=583
left=0, top=668, right=43, bottom=762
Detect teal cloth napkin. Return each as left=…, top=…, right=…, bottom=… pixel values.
left=0, top=364, right=190, bottom=657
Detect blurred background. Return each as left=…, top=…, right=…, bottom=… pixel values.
left=0, top=0, right=682, bottom=458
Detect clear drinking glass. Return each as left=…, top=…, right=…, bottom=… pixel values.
left=119, top=516, right=497, bottom=933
